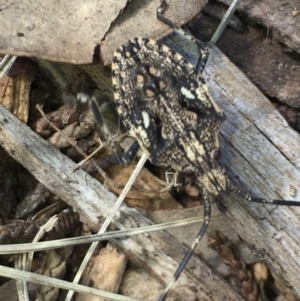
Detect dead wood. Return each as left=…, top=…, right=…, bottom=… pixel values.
left=188, top=12, right=300, bottom=108
left=219, top=0, right=300, bottom=55
left=208, top=44, right=300, bottom=298
left=77, top=243, right=128, bottom=301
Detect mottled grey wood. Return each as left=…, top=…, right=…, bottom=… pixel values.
left=209, top=45, right=300, bottom=298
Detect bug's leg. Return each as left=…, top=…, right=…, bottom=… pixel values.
left=156, top=0, right=209, bottom=74
left=195, top=46, right=209, bottom=74
left=90, top=97, right=140, bottom=165
left=77, top=93, right=140, bottom=165
left=121, top=140, right=140, bottom=165
left=158, top=188, right=212, bottom=301
left=226, top=178, right=300, bottom=206
left=77, top=93, right=112, bottom=140
left=248, top=197, right=300, bottom=206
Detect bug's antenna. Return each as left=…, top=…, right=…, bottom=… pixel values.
left=158, top=189, right=212, bottom=301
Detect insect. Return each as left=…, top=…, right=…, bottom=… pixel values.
left=109, top=1, right=300, bottom=300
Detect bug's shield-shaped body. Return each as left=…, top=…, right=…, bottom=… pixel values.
left=112, top=37, right=227, bottom=196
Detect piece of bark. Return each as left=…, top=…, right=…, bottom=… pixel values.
left=76, top=243, right=128, bottom=301
left=205, top=44, right=300, bottom=297
left=188, top=13, right=300, bottom=108
left=1, top=38, right=300, bottom=300
left=0, top=72, right=33, bottom=124
left=0, top=209, right=79, bottom=244
left=219, top=0, right=300, bottom=55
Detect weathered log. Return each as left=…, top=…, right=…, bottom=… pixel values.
left=165, top=33, right=300, bottom=298
left=208, top=43, right=300, bottom=298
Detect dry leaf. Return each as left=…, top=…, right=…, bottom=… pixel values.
left=0, top=0, right=132, bottom=63
left=104, top=164, right=182, bottom=210
left=0, top=0, right=207, bottom=64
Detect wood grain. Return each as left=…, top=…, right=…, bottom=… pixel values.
left=166, top=33, right=300, bottom=297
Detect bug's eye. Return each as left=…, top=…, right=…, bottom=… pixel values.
left=210, top=148, right=221, bottom=160
left=183, top=166, right=195, bottom=177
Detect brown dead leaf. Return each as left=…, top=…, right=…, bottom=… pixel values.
left=47, top=122, right=92, bottom=149
left=0, top=0, right=132, bottom=63
left=103, top=164, right=182, bottom=211
left=120, top=268, right=165, bottom=301
left=35, top=103, right=88, bottom=137
left=37, top=248, right=72, bottom=301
